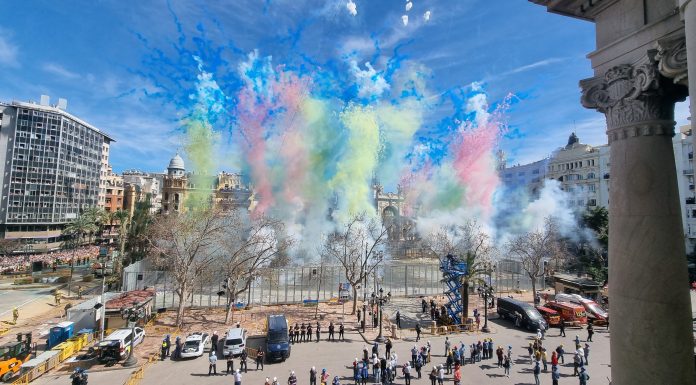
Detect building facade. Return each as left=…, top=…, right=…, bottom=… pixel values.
left=122, top=169, right=162, bottom=216
left=546, top=133, right=609, bottom=209
left=0, top=98, right=113, bottom=251
left=500, top=158, right=549, bottom=197
left=160, top=154, right=253, bottom=214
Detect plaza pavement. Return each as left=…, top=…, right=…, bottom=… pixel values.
left=38, top=313, right=610, bottom=385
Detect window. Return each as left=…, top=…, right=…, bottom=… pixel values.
left=517, top=172, right=525, bottom=176
left=588, top=199, right=597, bottom=206
left=532, top=169, right=539, bottom=174
left=587, top=173, right=595, bottom=179
left=588, top=184, right=596, bottom=192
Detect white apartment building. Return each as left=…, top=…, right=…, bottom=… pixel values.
left=673, top=124, right=696, bottom=252
left=546, top=133, right=609, bottom=209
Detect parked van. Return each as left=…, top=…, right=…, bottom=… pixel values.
left=100, top=327, right=145, bottom=359
left=544, top=301, right=588, bottom=326
left=223, top=328, right=247, bottom=357
left=266, top=314, right=290, bottom=361
left=555, top=293, right=609, bottom=326
left=497, top=297, right=548, bottom=331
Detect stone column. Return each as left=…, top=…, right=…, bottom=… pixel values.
left=581, top=59, right=693, bottom=385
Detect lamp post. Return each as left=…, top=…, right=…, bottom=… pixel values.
left=481, top=262, right=494, bottom=333
left=121, top=301, right=145, bottom=367
left=373, top=287, right=386, bottom=343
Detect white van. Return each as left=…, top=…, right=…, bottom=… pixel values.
left=222, top=328, right=247, bottom=357
left=101, top=327, right=145, bottom=359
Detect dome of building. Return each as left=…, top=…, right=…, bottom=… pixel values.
left=168, top=153, right=185, bottom=171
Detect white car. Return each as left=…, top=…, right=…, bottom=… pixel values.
left=180, top=332, right=210, bottom=358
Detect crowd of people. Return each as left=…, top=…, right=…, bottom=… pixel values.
left=0, top=245, right=99, bottom=273
left=289, top=321, right=345, bottom=343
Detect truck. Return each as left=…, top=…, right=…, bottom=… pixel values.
left=265, top=314, right=290, bottom=362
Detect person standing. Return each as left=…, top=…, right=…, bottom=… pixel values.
left=421, top=298, right=427, bottom=313
left=502, top=355, right=511, bottom=377
left=256, top=350, right=264, bottom=370
left=208, top=352, right=218, bottom=376
left=373, top=312, right=378, bottom=328
left=415, top=323, right=421, bottom=342
left=444, top=337, right=451, bottom=357
left=429, top=366, right=437, bottom=385
left=355, top=362, right=362, bottom=385
left=385, top=339, right=392, bottom=358
left=358, top=309, right=362, bottom=324
left=211, top=331, right=219, bottom=355
left=301, top=323, right=306, bottom=342
left=402, top=362, right=412, bottom=385
left=452, top=363, right=461, bottom=385
left=496, top=346, right=504, bottom=368
left=437, top=364, right=444, bottom=385
left=587, top=323, right=594, bottom=342
left=532, top=360, right=541, bottom=385
left=556, top=345, right=565, bottom=364
left=395, top=311, right=401, bottom=329
left=339, top=323, right=345, bottom=340
left=578, top=367, right=590, bottom=385
left=322, top=369, right=330, bottom=385
left=310, top=366, right=317, bottom=385
left=583, top=343, right=590, bottom=365
left=573, top=351, right=581, bottom=376
left=234, top=369, right=242, bottom=385
left=240, top=349, right=248, bottom=373
left=328, top=322, right=335, bottom=341
left=226, top=354, right=235, bottom=374
left=288, top=371, right=298, bottom=385
left=160, top=337, right=168, bottom=361
left=541, top=348, right=548, bottom=372
left=551, top=364, right=560, bottom=385
left=316, top=322, right=321, bottom=341
left=411, top=345, right=418, bottom=366
left=307, top=324, right=313, bottom=342
left=559, top=321, right=566, bottom=337
left=551, top=350, right=558, bottom=369
left=415, top=355, right=423, bottom=379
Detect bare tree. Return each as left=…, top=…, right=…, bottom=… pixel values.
left=0, top=239, right=19, bottom=258
left=218, top=210, right=293, bottom=324
left=321, top=213, right=389, bottom=314
left=147, top=208, right=226, bottom=328
left=426, top=221, right=495, bottom=322
left=507, top=217, right=566, bottom=298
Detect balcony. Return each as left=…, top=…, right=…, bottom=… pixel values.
left=687, top=197, right=696, bottom=205
left=684, top=169, right=694, bottom=175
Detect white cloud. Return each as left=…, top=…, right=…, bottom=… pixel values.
left=0, top=33, right=19, bottom=68
left=424, top=10, right=431, bottom=21
left=405, top=2, right=412, bottom=11
left=346, top=0, right=357, bottom=16
left=42, top=63, right=80, bottom=79
left=350, top=60, right=390, bottom=99
left=484, top=57, right=568, bottom=83
left=402, top=15, right=409, bottom=26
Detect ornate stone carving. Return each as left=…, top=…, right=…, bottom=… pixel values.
left=580, top=58, right=686, bottom=143
left=655, top=35, right=688, bottom=87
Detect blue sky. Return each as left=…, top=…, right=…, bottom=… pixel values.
left=0, top=0, right=689, bottom=173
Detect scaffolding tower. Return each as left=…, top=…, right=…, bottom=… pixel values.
left=440, top=254, right=468, bottom=325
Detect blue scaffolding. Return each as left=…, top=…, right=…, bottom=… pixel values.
left=440, top=254, right=468, bottom=325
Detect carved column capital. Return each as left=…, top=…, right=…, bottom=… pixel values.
left=655, top=35, right=688, bottom=87
left=580, top=58, right=686, bottom=143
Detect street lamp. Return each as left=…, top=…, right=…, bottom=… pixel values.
left=373, top=287, right=387, bottom=343
left=121, top=301, right=145, bottom=367
left=481, top=262, right=495, bottom=333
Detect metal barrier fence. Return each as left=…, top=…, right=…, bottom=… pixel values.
left=123, top=259, right=544, bottom=310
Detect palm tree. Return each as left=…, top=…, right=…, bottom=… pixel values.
left=457, top=251, right=490, bottom=322
left=83, top=207, right=108, bottom=243
left=63, top=213, right=98, bottom=295
left=112, top=209, right=130, bottom=279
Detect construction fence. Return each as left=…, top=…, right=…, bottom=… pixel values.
left=122, top=259, right=544, bottom=310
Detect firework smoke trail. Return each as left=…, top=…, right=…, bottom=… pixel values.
left=184, top=56, right=224, bottom=210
